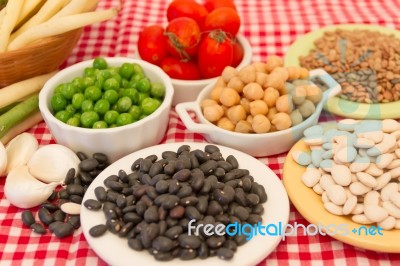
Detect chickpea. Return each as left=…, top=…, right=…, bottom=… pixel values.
left=251, top=114, right=271, bottom=133
left=291, top=85, right=307, bottom=105
left=221, top=66, right=238, bottom=83
left=265, top=55, right=283, bottom=73
left=227, top=76, right=245, bottom=93
left=299, top=67, right=310, bottom=79
left=298, top=100, right=316, bottom=118
left=305, top=85, right=323, bottom=104
left=256, top=72, right=268, bottom=86
left=264, top=72, right=285, bottom=90
left=271, top=112, right=292, bottom=130
left=211, top=86, right=224, bottom=102
left=217, top=117, right=235, bottom=131
left=266, top=107, right=278, bottom=121
left=246, top=114, right=253, bottom=124
left=201, top=99, right=218, bottom=109
left=290, top=109, right=303, bottom=126
left=235, top=120, right=253, bottom=133
left=238, top=65, right=257, bottom=84
left=203, top=104, right=224, bottom=122
left=263, top=87, right=280, bottom=107
left=249, top=100, right=268, bottom=116
left=219, top=87, right=240, bottom=107
left=227, top=105, right=247, bottom=124
left=271, top=67, right=289, bottom=81
left=287, top=66, right=301, bottom=80
left=243, top=83, right=264, bottom=101
left=276, top=94, right=294, bottom=114
left=269, top=124, right=278, bottom=132
left=252, top=62, right=267, bottom=73
left=240, top=97, right=251, bottom=114
left=215, top=77, right=227, bottom=88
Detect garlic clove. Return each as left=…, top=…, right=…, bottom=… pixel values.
left=4, top=166, right=59, bottom=208
left=27, top=144, right=80, bottom=183
left=0, top=141, right=6, bottom=176
left=5, top=133, right=39, bottom=174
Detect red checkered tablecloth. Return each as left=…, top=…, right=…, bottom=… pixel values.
left=1, top=0, right=400, bottom=265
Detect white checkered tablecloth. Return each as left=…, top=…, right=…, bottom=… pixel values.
left=1, top=0, right=400, bottom=265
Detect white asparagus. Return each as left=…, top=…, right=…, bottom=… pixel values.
left=0, top=8, right=5, bottom=27
left=16, top=0, right=44, bottom=26
left=0, top=72, right=55, bottom=109
left=51, top=0, right=98, bottom=19
left=10, top=0, right=70, bottom=41
left=8, top=8, right=119, bottom=51
left=83, top=0, right=99, bottom=12
left=0, top=0, right=24, bottom=52
left=0, top=111, right=42, bottom=145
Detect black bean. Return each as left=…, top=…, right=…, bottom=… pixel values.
left=58, top=189, right=69, bottom=199
left=89, top=224, right=107, bottom=237
left=31, top=223, right=46, bottom=235
left=47, top=190, right=57, bottom=201
left=139, top=194, right=154, bottom=207
left=79, top=158, right=99, bottom=172
left=133, top=185, right=147, bottom=198
left=119, top=222, right=134, bottom=237
left=64, top=168, right=76, bottom=185
left=123, top=212, right=142, bottom=225
left=217, top=247, right=234, bottom=260
left=252, top=182, right=268, bottom=203
left=215, top=214, right=230, bottom=224
left=21, top=210, right=35, bottom=227
left=122, top=205, right=136, bottom=214
left=152, top=236, right=175, bottom=252
left=223, top=239, right=237, bottom=251
left=148, top=162, right=163, bottom=177
left=67, top=215, right=80, bottom=229
left=93, top=153, right=108, bottom=163
left=207, top=200, right=223, bottom=216
left=106, top=190, right=120, bottom=203
left=121, top=187, right=133, bottom=196
left=178, top=218, right=190, bottom=229
left=166, top=217, right=178, bottom=228
left=73, top=176, right=82, bottom=186
left=144, top=206, right=159, bottom=223
left=126, top=228, right=137, bottom=239
left=253, top=204, right=264, bottom=215
left=162, top=151, right=177, bottom=159
left=247, top=214, right=262, bottom=225
left=213, top=167, right=225, bottom=178
left=179, top=248, right=197, bottom=260
left=127, top=172, right=140, bottom=185
left=150, top=174, right=167, bottom=186
left=226, top=155, right=239, bottom=169
left=96, top=163, right=109, bottom=170
left=246, top=193, right=260, bottom=206
left=234, top=188, right=247, bottom=206
left=206, top=236, right=225, bottom=248
left=225, top=180, right=238, bottom=188
left=105, top=208, right=118, bottom=221
left=80, top=171, right=94, bottom=184
left=67, top=185, right=85, bottom=198
left=204, top=144, right=219, bottom=154
left=131, top=158, right=143, bottom=171
left=117, top=169, right=128, bottom=183
left=38, top=207, right=54, bottom=226
left=104, top=174, right=119, bottom=187
left=140, top=158, right=153, bottom=173
left=103, top=201, right=117, bottom=213
left=180, top=196, right=198, bottom=206
left=194, top=149, right=209, bottom=163
left=179, top=234, right=201, bottom=249
left=196, top=196, right=208, bottom=214
left=176, top=186, right=192, bottom=198
left=234, top=206, right=249, bottom=221
left=165, top=226, right=183, bottom=239
left=169, top=205, right=185, bottom=219
left=106, top=181, right=125, bottom=192
left=125, top=195, right=136, bottom=206
left=158, top=207, right=168, bottom=221
left=155, top=180, right=169, bottom=193
left=128, top=238, right=143, bottom=251
left=185, top=206, right=202, bottom=221
left=140, top=173, right=152, bottom=185
left=116, top=194, right=127, bottom=208
left=197, top=242, right=209, bottom=259
left=164, top=161, right=175, bottom=175
left=177, top=145, right=191, bottom=154
left=53, top=210, right=66, bottom=222
left=214, top=186, right=235, bottom=205
left=168, top=179, right=180, bottom=194
left=209, top=151, right=223, bottom=161
left=136, top=201, right=147, bottom=216
left=76, top=151, right=88, bottom=161
left=141, top=223, right=160, bottom=248
left=89, top=169, right=102, bottom=178
left=53, top=222, right=74, bottom=238
left=161, top=195, right=180, bottom=210
left=69, top=195, right=83, bottom=204
left=199, top=160, right=218, bottom=174
left=146, top=186, right=158, bottom=200
left=106, top=219, right=122, bottom=234
left=173, top=169, right=191, bottom=182
left=217, top=161, right=233, bottom=172
left=212, top=181, right=225, bottom=190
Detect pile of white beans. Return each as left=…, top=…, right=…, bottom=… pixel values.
left=293, top=118, right=400, bottom=230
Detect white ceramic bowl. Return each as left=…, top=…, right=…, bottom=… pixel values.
left=136, top=34, right=252, bottom=106
left=39, top=57, right=174, bottom=162
left=176, top=69, right=341, bottom=157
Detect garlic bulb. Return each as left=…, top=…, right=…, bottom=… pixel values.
left=4, top=166, right=59, bottom=208
left=27, top=144, right=80, bottom=183
left=5, top=133, right=39, bottom=174
left=0, top=141, right=6, bottom=176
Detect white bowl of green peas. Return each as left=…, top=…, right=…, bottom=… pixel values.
left=39, top=57, right=174, bottom=162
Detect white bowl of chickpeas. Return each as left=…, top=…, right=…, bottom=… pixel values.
left=176, top=57, right=341, bottom=157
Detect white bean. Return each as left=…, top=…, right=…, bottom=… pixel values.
left=336, top=146, right=357, bottom=163
left=378, top=216, right=396, bottom=230
left=60, top=202, right=81, bottom=215
left=389, top=192, right=400, bottom=208
left=395, top=219, right=400, bottom=229
left=319, top=174, right=335, bottom=191
left=321, top=191, right=330, bottom=203
left=382, top=201, right=400, bottom=218
left=349, top=157, right=370, bottom=173
left=374, top=172, right=392, bottom=191
left=386, top=159, right=400, bottom=169
left=351, top=204, right=364, bottom=215
left=356, top=172, right=377, bottom=188
left=342, top=196, right=357, bottom=215
left=367, top=134, right=396, bottom=156
left=381, top=182, right=398, bottom=202
left=364, top=163, right=383, bottom=177
left=331, top=164, right=351, bottom=186
left=304, top=136, right=324, bottom=146
left=292, top=151, right=312, bottom=166
left=349, top=182, right=372, bottom=196
left=354, top=138, right=375, bottom=149
left=382, top=119, right=400, bottom=133
left=326, top=185, right=347, bottom=205
left=320, top=159, right=335, bottom=172
left=324, top=202, right=343, bottom=215
left=352, top=214, right=373, bottom=224
left=360, top=131, right=383, bottom=144
left=376, top=153, right=395, bottom=169
left=312, top=183, right=324, bottom=195
left=301, top=168, right=321, bottom=188
left=364, top=191, right=380, bottom=206
left=363, top=205, right=388, bottom=223
left=395, top=149, right=400, bottom=159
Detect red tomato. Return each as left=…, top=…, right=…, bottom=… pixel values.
left=167, top=0, right=208, bottom=27
left=198, top=30, right=233, bottom=78
left=203, top=7, right=241, bottom=36
left=160, top=57, right=201, bottom=80
left=165, top=17, right=201, bottom=60
left=231, top=38, right=244, bottom=67
left=137, top=25, right=168, bottom=65
left=203, top=0, right=236, bottom=12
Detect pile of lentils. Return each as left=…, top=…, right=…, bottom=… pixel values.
left=21, top=152, right=109, bottom=238
left=299, top=29, right=400, bottom=103
left=85, top=144, right=268, bottom=261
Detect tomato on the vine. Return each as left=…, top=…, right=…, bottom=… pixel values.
left=165, top=17, right=201, bottom=60
left=167, top=0, right=208, bottom=27
left=197, top=30, right=233, bottom=78
left=137, top=25, right=168, bottom=65
left=160, top=57, right=201, bottom=80
left=203, top=0, right=237, bottom=12
left=231, top=38, right=244, bottom=67
left=203, top=7, right=241, bottom=36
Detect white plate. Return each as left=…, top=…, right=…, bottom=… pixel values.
left=81, top=142, right=290, bottom=266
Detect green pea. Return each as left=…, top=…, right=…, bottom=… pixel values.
left=139, top=114, right=148, bottom=120
left=67, top=117, right=80, bottom=127
left=82, top=76, right=95, bottom=88
left=121, top=78, right=130, bottom=88
left=72, top=93, right=85, bottom=109
left=93, top=57, right=108, bottom=69
left=94, top=99, right=110, bottom=115
left=119, top=63, right=135, bottom=79
left=117, top=96, right=132, bottom=113
left=128, top=105, right=142, bottom=121
left=130, top=73, right=143, bottom=82
left=104, top=110, right=119, bottom=125
left=132, top=63, right=144, bottom=76
left=84, top=86, right=102, bottom=101
left=54, top=84, right=66, bottom=95
left=94, top=73, right=104, bottom=88
left=84, top=67, right=96, bottom=77
left=138, top=92, right=149, bottom=104
left=116, top=113, right=133, bottom=126
left=112, top=73, right=122, bottom=84
left=109, top=124, right=118, bottom=128
left=104, top=78, right=120, bottom=91
left=81, top=99, right=94, bottom=112
left=128, top=79, right=139, bottom=89
left=93, top=121, right=108, bottom=129
left=71, top=77, right=84, bottom=92
left=141, top=98, right=161, bottom=115
left=61, top=83, right=77, bottom=99
left=104, top=89, right=119, bottom=105
left=150, top=82, right=165, bottom=98
left=81, top=111, right=100, bottom=128
left=123, top=88, right=139, bottom=104
left=73, top=113, right=81, bottom=119
left=51, top=94, right=68, bottom=112
left=55, top=110, right=72, bottom=123
left=99, top=69, right=111, bottom=80
left=65, top=104, right=76, bottom=115
left=108, top=67, right=120, bottom=76
left=137, top=78, right=151, bottom=93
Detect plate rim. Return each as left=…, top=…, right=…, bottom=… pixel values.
left=282, top=138, right=400, bottom=253
left=80, top=142, right=291, bottom=266
left=284, top=23, right=400, bottom=120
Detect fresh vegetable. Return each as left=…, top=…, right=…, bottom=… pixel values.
left=198, top=30, right=234, bottom=78
left=165, top=17, right=201, bottom=59
left=137, top=25, right=168, bottom=65
left=0, top=140, right=6, bottom=176
left=4, top=132, right=38, bottom=174
left=203, top=7, right=240, bottom=36
left=0, top=0, right=23, bottom=52
left=0, top=111, right=42, bottom=145
left=166, top=0, right=208, bottom=26
left=231, top=38, right=244, bottom=67
left=203, top=0, right=236, bottom=12
left=160, top=57, right=201, bottom=80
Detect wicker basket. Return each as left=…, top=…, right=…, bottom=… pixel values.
left=0, top=28, right=83, bottom=88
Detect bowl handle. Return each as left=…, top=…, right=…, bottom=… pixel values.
left=310, top=69, right=342, bottom=102
left=175, top=102, right=216, bottom=134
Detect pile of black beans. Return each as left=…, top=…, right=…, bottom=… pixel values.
left=85, top=144, right=268, bottom=261
left=21, top=152, right=109, bottom=238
